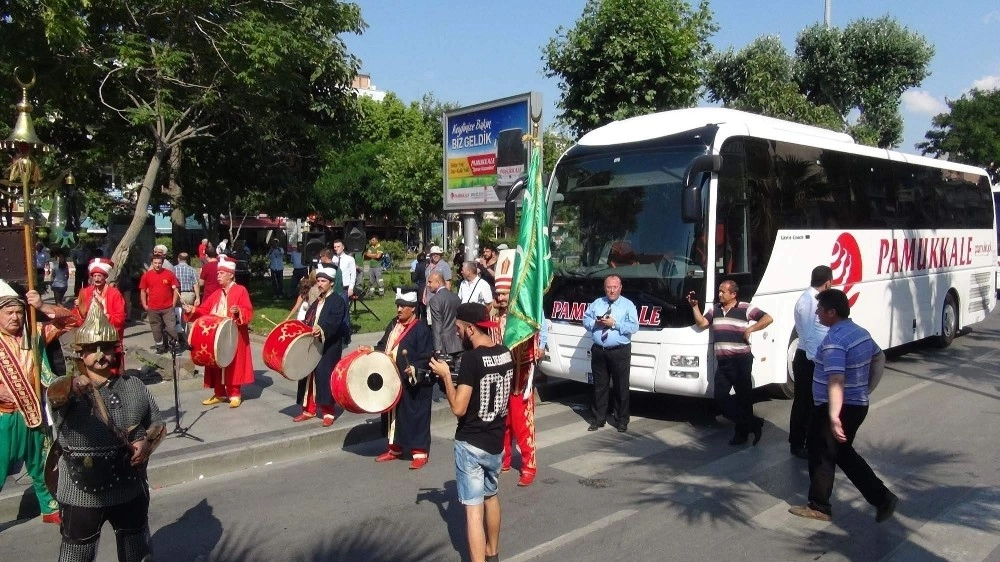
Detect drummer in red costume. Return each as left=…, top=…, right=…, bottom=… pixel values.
left=489, top=251, right=541, bottom=487
left=292, top=265, right=348, bottom=426
left=362, top=287, right=435, bottom=469
left=72, top=258, right=127, bottom=373
left=181, top=257, right=255, bottom=408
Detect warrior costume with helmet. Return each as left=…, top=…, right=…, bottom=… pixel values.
left=0, top=279, right=71, bottom=523
left=47, top=301, right=165, bottom=562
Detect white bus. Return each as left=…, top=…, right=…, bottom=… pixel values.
left=539, top=107, right=996, bottom=398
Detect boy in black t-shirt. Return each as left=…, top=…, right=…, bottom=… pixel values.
left=431, top=303, right=513, bottom=562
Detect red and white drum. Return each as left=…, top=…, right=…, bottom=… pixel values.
left=331, top=349, right=402, bottom=414
left=263, top=320, right=322, bottom=381
left=188, top=316, right=237, bottom=369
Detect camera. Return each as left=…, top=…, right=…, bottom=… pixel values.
left=413, top=350, right=457, bottom=386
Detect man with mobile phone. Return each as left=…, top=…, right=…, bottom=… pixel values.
left=582, top=274, right=638, bottom=432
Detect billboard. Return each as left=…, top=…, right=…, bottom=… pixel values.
left=443, top=92, right=541, bottom=211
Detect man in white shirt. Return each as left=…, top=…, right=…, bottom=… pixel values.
left=457, top=261, right=493, bottom=306
left=332, top=239, right=357, bottom=299
left=788, top=265, right=832, bottom=459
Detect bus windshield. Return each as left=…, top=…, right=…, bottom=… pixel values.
left=548, top=145, right=708, bottom=328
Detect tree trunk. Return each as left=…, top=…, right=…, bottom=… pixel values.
left=110, top=146, right=167, bottom=282
left=166, top=146, right=187, bottom=253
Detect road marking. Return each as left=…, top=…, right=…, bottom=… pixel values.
left=551, top=424, right=716, bottom=478
left=883, top=487, right=1000, bottom=562
left=505, top=509, right=638, bottom=562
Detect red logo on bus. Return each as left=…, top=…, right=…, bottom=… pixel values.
left=831, top=233, right=862, bottom=307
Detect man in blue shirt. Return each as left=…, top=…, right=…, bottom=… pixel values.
left=789, top=289, right=898, bottom=523
left=583, top=274, right=639, bottom=432
left=789, top=266, right=832, bottom=459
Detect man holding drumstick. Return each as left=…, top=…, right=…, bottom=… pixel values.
left=182, top=257, right=254, bottom=408
left=291, top=265, right=348, bottom=426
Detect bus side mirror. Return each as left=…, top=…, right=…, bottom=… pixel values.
left=502, top=174, right=529, bottom=229
left=682, top=154, right=721, bottom=223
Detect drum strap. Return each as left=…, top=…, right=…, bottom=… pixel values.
left=385, top=319, right=418, bottom=360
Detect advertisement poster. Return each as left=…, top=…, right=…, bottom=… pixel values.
left=443, top=93, right=540, bottom=211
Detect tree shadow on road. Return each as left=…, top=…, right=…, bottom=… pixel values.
left=621, top=436, right=984, bottom=561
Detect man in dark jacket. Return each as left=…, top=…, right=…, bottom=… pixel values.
left=292, top=265, right=348, bottom=427
left=363, top=287, right=435, bottom=469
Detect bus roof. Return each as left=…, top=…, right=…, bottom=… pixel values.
left=576, top=107, right=991, bottom=180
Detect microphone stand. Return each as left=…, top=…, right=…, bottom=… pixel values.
left=166, top=341, right=203, bottom=442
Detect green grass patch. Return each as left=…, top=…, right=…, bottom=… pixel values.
left=247, top=274, right=409, bottom=336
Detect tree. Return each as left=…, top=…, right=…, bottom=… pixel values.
left=542, top=0, right=717, bottom=138
left=0, top=1, right=365, bottom=279
left=542, top=128, right=573, bottom=179
left=313, top=93, right=454, bottom=225
left=707, top=16, right=933, bottom=148
left=705, top=36, right=842, bottom=131
left=918, top=88, right=1000, bottom=183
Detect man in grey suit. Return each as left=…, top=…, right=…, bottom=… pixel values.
left=427, top=271, right=462, bottom=361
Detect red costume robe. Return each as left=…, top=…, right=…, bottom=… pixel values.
left=185, top=282, right=255, bottom=393
left=73, top=285, right=127, bottom=373
left=489, top=313, right=539, bottom=475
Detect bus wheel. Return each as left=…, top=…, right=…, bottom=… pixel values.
left=934, top=293, right=958, bottom=348
left=777, top=332, right=797, bottom=399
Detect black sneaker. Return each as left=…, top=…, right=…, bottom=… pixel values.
left=876, top=492, right=898, bottom=523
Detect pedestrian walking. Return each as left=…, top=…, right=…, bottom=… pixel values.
left=789, top=289, right=898, bottom=523
left=789, top=265, right=832, bottom=459
left=139, top=255, right=180, bottom=354
left=688, top=280, right=773, bottom=445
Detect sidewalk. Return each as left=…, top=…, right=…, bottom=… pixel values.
left=2, top=315, right=571, bottom=522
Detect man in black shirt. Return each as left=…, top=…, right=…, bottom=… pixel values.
left=431, top=303, right=513, bottom=562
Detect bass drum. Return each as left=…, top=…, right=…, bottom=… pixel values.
left=263, top=320, right=323, bottom=381
left=188, top=316, right=237, bottom=369
left=331, top=349, right=402, bottom=414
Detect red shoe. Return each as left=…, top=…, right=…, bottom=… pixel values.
left=322, top=415, right=335, bottom=427
left=292, top=412, right=315, bottom=423
left=517, top=471, right=536, bottom=487
left=375, top=451, right=401, bottom=462
left=42, top=511, right=62, bottom=525
left=501, top=465, right=512, bottom=473
left=409, top=456, right=429, bottom=470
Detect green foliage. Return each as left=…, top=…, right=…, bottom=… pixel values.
left=0, top=0, right=367, bottom=275
left=707, top=16, right=932, bottom=148
left=380, top=239, right=406, bottom=267
left=918, top=88, right=1000, bottom=183
left=313, top=93, right=454, bottom=223
left=543, top=0, right=717, bottom=138
left=154, top=236, right=173, bottom=255
left=248, top=255, right=269, bottom=278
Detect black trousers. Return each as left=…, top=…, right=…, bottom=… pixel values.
left=807, top=403, right=891, bottom=515
left=714, top=354, right=756, bottom=432
left=61, top=491, right=149, bottom=542
left=789, top=349, right=815, bottom=449
left=590, top=344, right=631, bottom=426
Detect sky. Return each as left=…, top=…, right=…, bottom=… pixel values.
left=347, top=0, right=1000, bottom=154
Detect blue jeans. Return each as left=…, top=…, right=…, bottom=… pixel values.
left=455, top=441, right=502, bottom=506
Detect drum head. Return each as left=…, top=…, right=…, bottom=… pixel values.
left=214, top=319, right=238, bottom=368
left=283, top=335, right=323, bottom=380
left=347, top=352, right=401, bottom=413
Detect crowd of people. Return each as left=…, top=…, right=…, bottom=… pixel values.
left=5, top=234, right=897, bottom=561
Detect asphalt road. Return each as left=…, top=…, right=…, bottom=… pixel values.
left=4, top=312, right=1000, bottom=561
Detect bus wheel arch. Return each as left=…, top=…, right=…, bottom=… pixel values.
left=776, top=329, right=798, bottom=399
left=934, top=290, right=960, bottom=348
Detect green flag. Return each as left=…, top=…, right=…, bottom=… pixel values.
left=504, top=141, right=552, bottom=350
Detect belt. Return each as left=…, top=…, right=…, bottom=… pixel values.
left=593, top=342, right=630, bottom=351
left=180, top=290, right=195, bottom=293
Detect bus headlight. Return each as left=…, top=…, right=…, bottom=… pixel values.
left=670, top=355, right=700, bottom=367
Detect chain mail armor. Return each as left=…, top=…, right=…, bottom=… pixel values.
left=57, top=539, right=99, bottom=562
left=53, top=375, right=163, bottom=508
left=115, top=527, right=154, bottom=562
